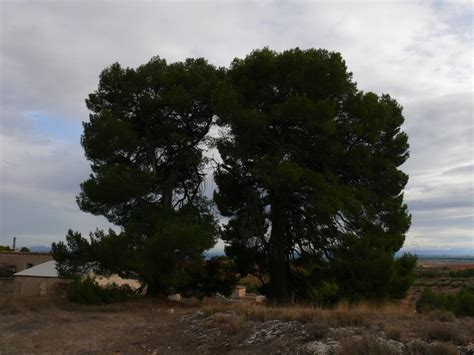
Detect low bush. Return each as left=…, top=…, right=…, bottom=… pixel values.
left=427, top=310, right=455, bottom=322
left=422, top=322, right=467, bottom=344
left=385, top=325, right=403, bottom=341
left=178, top=256, right=238, bottom=299
left=306, top=322, right=329, bottom=339
left=416, top=287, right=474, bottom=316
left=337, top=337, right=398, bottom=355
left=448, top=268, right=474, bottom=278
left=67, top=277, right=135, bottom=305
left=406, top=340, right=458, bottom=355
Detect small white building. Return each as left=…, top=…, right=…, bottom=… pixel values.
left=14, top=260, right=66, bottom=297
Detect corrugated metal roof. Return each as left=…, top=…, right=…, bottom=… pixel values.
left=14, top=260, right=58, bottom=278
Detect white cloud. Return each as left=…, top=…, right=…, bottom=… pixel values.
left=0, top=0, right=472, bottom=250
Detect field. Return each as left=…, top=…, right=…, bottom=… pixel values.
left=1, top=259, right=473, bottom=354
left=404, top=258, right=474, bottom=306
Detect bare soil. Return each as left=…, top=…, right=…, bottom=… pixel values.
left=1, top=298, right=473, bottom=354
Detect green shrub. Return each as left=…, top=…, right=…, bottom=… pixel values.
left=456, top=288, right=474, bottom=316
left=309, top=281, right=340, bottom=306
left=416, top=287, right=474, bottom=317
left=177, top=256, right=238, bottom=299
left=448, top=268, right=474, bottom=278
left=67, top=277, right=135, bottom=305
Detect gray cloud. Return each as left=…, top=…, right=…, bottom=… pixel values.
left=0, top=1, right=472, bottom=251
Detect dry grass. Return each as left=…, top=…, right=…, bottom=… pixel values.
left=211, top=311, right=246, bottom=334
left=306, top=322, right=329, bottom=339
left=202, top=300, right=414, bottom=327
left=427, top=310, right=456, bottom=322
left=337, top=337, right=399, bottom=355
left=422, top=322, right=468, bottom=344
left=385, top=325, right=403, bottom=342
left=0, top=297, right=64, bottom=315
left=405, top=340, right=458, bottom=355
left=227, top=315, right=246, bottom=334
left=212, top=312, right=228, bottom=323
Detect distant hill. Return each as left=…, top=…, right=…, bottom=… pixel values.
left=29, top=245, right=52, bottom=253
left=23, top=246, right=473, bottom=258
left=397, top=248, right=474, bottom=258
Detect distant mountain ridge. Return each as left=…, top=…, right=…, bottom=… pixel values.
left=397, top=247, right=474, bottom=258
left=29, top=245, right=52, bottom=253
left=24, top=246, right=474, bottom=258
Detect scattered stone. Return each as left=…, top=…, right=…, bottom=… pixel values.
left=166, top=308, right=175, bottom=314
left=303, top=341, right=331, bottom=354
left=386, top=339, right=404, bottom=354
left=167, top=293, right=182, bottom=302
left=374, top=337, right=403, bottom=354
left=245, top=320, right=303, bottom=345
left=460, top=343, right=474, bottom=355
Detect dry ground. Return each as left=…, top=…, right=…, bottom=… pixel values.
left=1, top=297, right=473, bottom=354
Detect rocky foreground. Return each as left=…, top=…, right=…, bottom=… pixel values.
left=0, top=299, right=473, bottom=354
left=180, top=309, right=473, bottom=354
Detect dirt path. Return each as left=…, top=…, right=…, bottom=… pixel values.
left=0, top=301, right=200, bottom=354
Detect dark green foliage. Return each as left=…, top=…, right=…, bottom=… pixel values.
left=52, top=229, right=96, bottom=278
left=416, top=287, right=474, bottom=316
left=67, top=277, right=134, bottom=305
left=0, top=245, right=11, bottom=252
left=309, top=281, right=340, bottom=306
left=214, top=48, right=412, bottom=301
left=449, top=268, right=474, bottom=278
left=79, top=56, right=222, bottom=223
left=53, top=56, right=221, bottom=295
left=55, top=48, right=414, bottom=303
left=178, top=256, right=238, bottom=298
left=19, top=247, right=30, bottom=252
left=53, top=207, right=216, bottom=295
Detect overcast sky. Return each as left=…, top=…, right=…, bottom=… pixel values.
left=0, top=0, right=472, bottom=253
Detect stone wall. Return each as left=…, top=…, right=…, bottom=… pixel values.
left=0, top=252, right=53, bottom=274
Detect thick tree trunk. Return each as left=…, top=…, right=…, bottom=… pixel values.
left=162, top=183, right=173, bottom=208
left=269, top=195, right=289, bottom=303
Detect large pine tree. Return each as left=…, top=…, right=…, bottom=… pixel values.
left=53, top=57, right=222, bottom=294
left=214, top=48, right=412, bottom=302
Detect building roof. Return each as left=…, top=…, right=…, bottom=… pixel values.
left=14, top=260, right=59, bottom=278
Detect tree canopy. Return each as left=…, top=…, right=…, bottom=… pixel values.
left=53, top=48, right=414, bottom=302
left=214, top=48, right=412, bottom=301
left=0, top=245, right=11, bottom=252
left=53, top=57, right=222, bottom=294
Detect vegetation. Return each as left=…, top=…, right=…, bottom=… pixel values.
left=53, top=48, right=415, bottom=303
left=0, top=245, right=11, bottom=252
left=338, top=337, right=400, bottom=355
left=52, top=57, right=222, bottom=295
left=416, top=287, right=474, bottom=316
left=214, top=48, right=413, bottom=302
left=422, top=322, right=468, bottom=344
left=171, top=256, right=239, bottom=299
left=66, top=277, right=135, bottom=305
